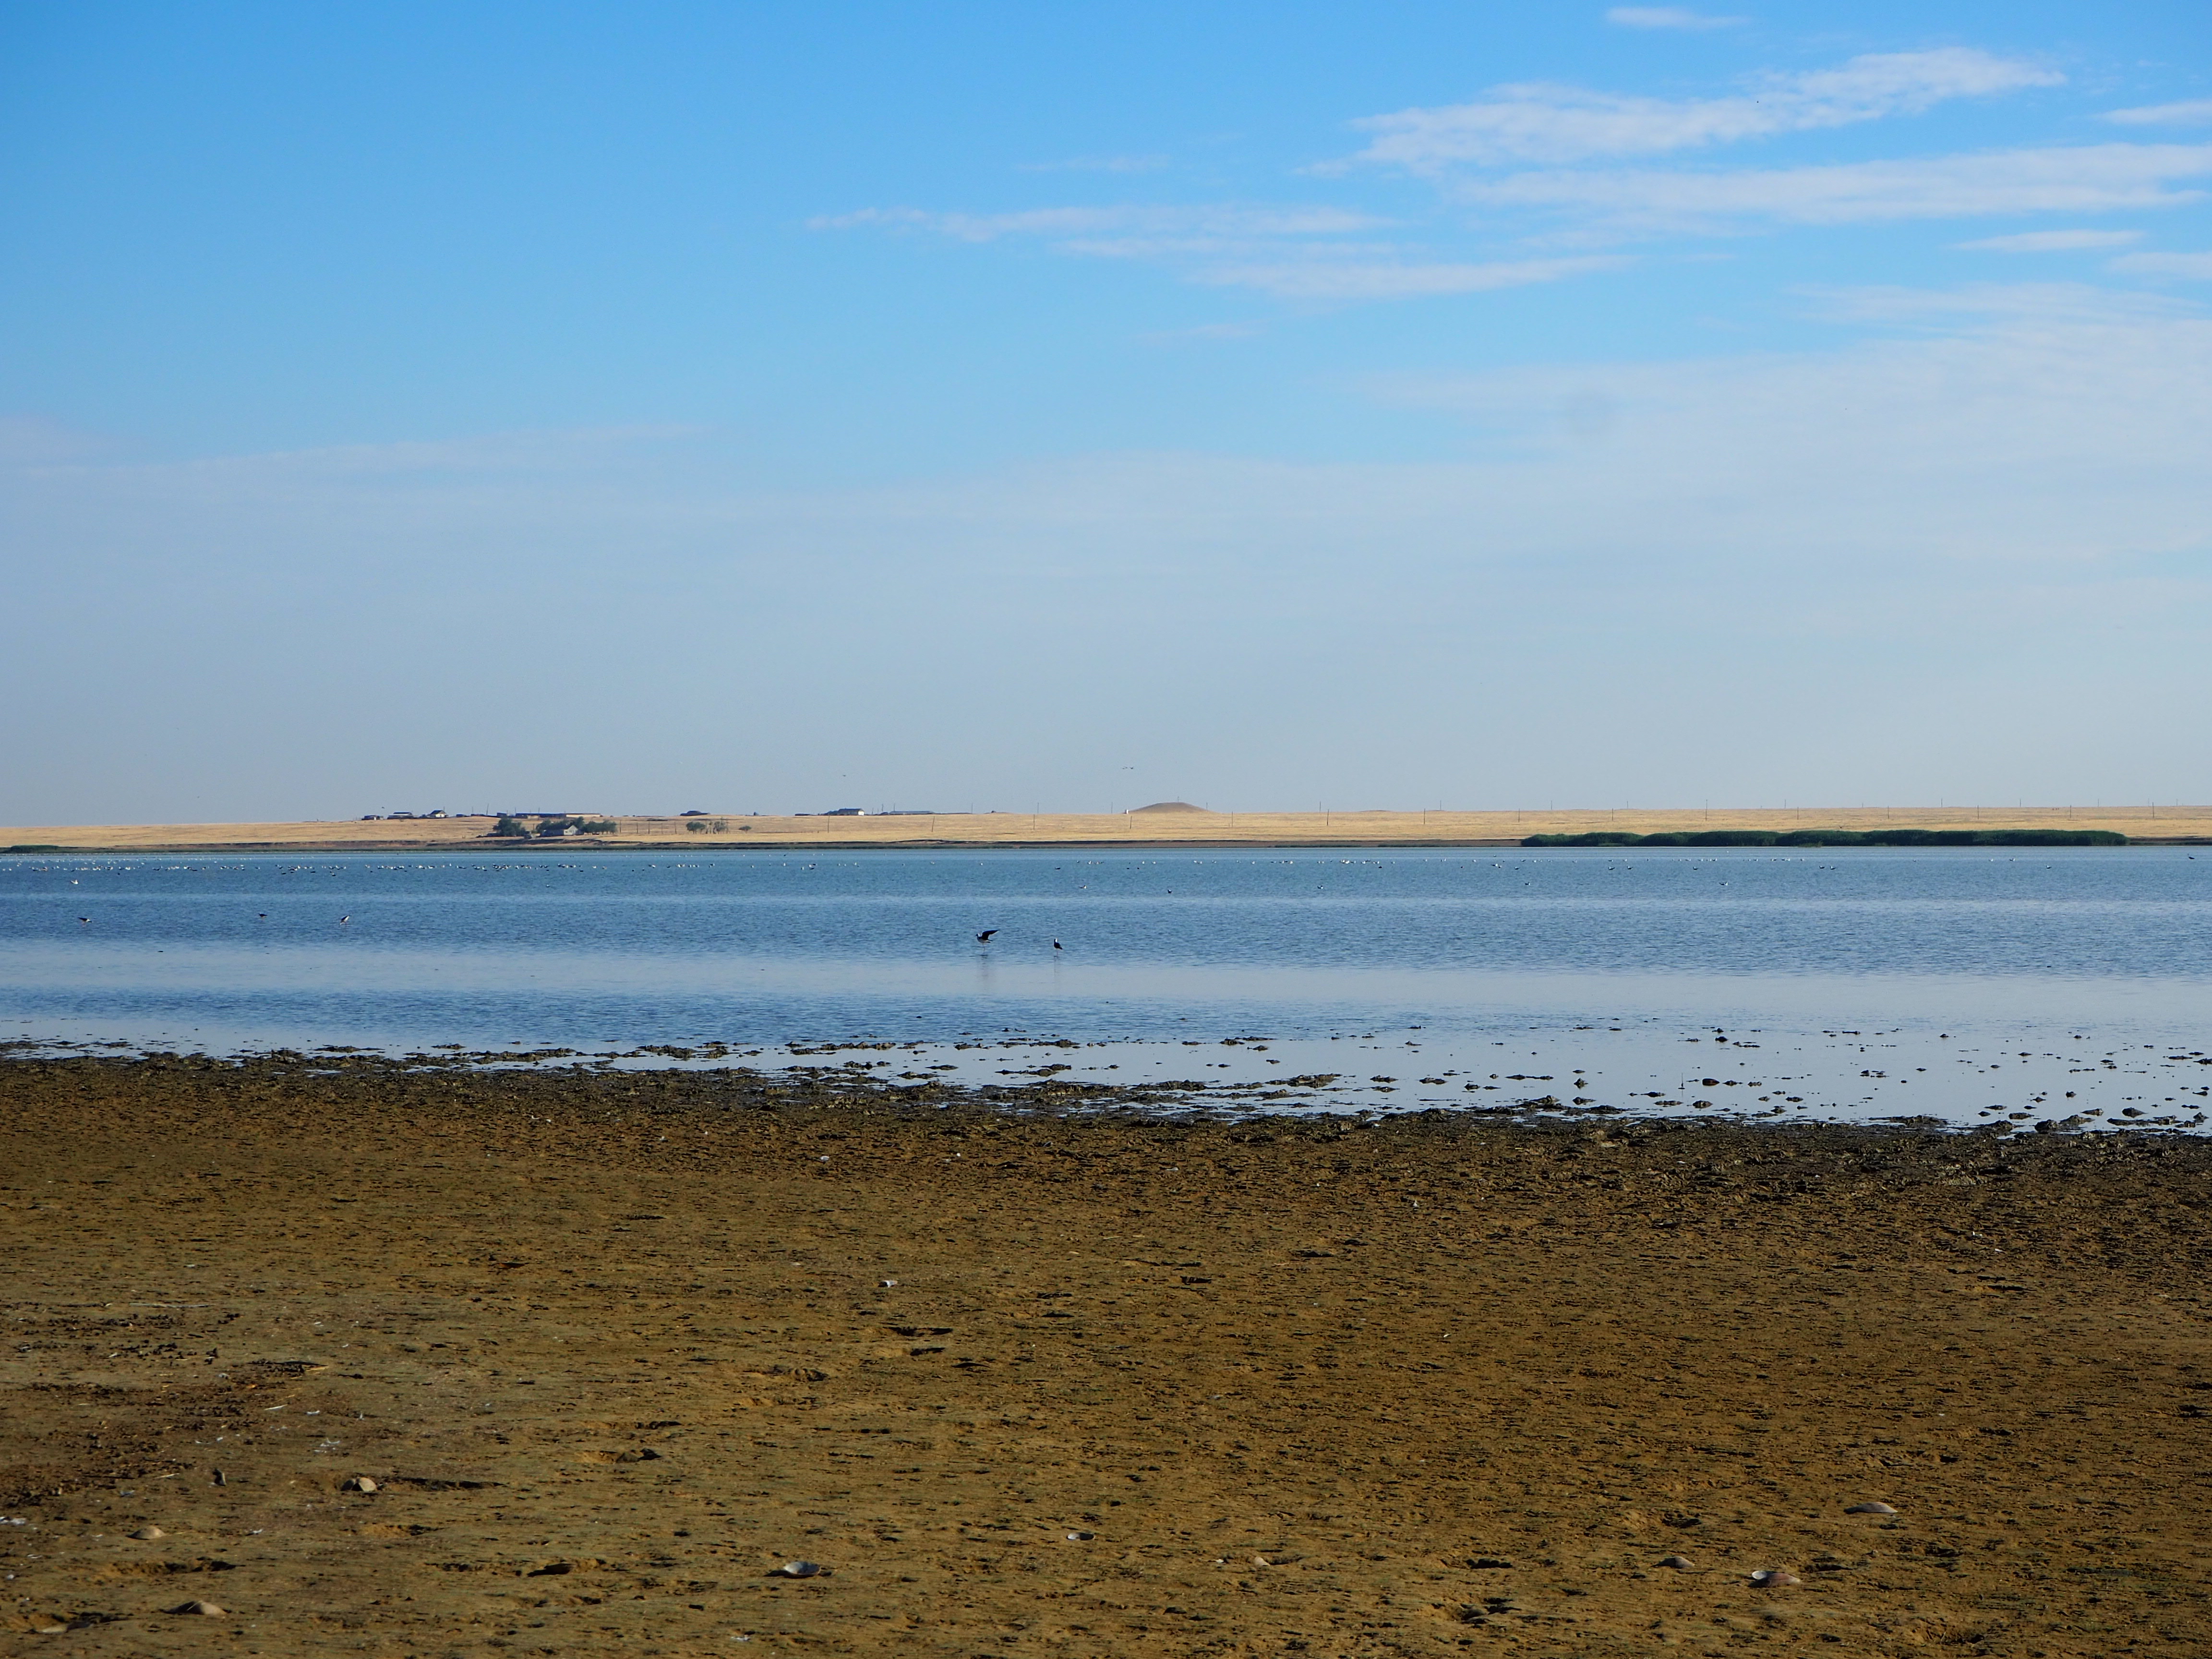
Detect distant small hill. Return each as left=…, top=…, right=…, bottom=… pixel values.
left=1130, top=801, right=1213, bottom=814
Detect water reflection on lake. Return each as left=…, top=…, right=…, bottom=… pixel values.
left=3, top=845, right=2207, bottom=1129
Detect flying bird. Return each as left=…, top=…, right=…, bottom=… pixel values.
left=339, top=915, right=351, bottom=924
left=975, top=929, right=998, bottom=944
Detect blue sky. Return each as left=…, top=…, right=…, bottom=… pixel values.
left=3, top=1, right=2209, bottom=820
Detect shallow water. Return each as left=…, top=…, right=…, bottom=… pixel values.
left=3, top=845, right=2207, bottom=1128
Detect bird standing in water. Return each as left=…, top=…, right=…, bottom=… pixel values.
left=1052, top=939, right=1063, bottom=950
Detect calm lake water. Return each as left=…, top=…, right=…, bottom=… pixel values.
left=4, top=845, right=2209, bottom=1130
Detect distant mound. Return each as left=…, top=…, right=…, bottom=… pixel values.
left=1130, top=801, right=1213, bottom=814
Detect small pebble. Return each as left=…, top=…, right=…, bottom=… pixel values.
left=131, top=1526, right=166, bottom=1540
left=1844, top=1501, right=1897, bottom=1515
left=1065, top=1531, right=1094, bottom=1541
left=343, top=1477, right=379, bottom=1493
left=1658, top=1554, right=1693, bottom=1569
left=1750, top=1569, right=1800, bottom=1587
left=771, top=1560, right=827, bottom=1578
left=168, top=1600, right=226, bottom=1616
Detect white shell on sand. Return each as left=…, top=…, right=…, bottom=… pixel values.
left=168, top=1600, right=226, bottom=1616
left=1066, top=1531, right=1094, bottom=1541
left=1658, top=1554, right=1692, bottom=1569
left=343, top=1477, right=379, bottom=1492
left=1750, top=1569, right=1800, bottom=1587
left=132, top=1526, right=166, bottom=1540
left=1845, top=1501, right=1898, bottom=1515
left=772, top=1560, right=827, bottom=1577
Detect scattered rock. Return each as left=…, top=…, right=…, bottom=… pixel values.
left=770, top=1560, right=828, bottom=1578
left=1065, top=1531, right=1094, bottom=1541
left=1750, top=1569, right=1800, bottom=1587
left=1658, top=1554, right=1693, bottom=1569
left=342, top=1477, right=379, bottom=1493
left=1844, top=1501, right=1897, bottom=1515
left=131, top=1527, right=166, bottom=1541
left=167, top=1600, right=226, bottom=1616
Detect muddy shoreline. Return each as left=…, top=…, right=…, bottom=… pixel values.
left=5, top=1055, right=2210, bottom=1654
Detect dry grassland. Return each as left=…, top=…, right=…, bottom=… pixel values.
left=6, top=804, right=2208, bottom=854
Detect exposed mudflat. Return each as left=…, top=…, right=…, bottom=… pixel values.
left=4, top=1056, right=2210, bottom=1656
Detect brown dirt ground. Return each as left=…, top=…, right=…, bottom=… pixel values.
left=3, top=1058, right=2210, bottom=1657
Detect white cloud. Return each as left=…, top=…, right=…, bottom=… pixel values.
left=1017, top=155, right=1171, bottom=174
left=1955, top=228, right=2145, bottom=253
left=1460, top=143, right=2212, bottom=228
left=2105, top=99, right=2212, bottom=128
left=1793, top=281, right=2187, bottom=327
left=817, top=202, right=1619, bottom=304
left=1140, top=322, right=1264, bottom=343
left=2110, top=250, right=2212, bottom=279
left=810, top=204, right=1383, bottom=243
left=1345, top=49, right=2060, bottom=170
left=1193, top=255, right=1629, bottom=300
left=1605, top=7, right=1745, bottom=28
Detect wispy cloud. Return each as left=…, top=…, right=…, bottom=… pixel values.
left=1458, top=143, right=2212, bottom=229
left=810, top=204, right=1383, bottom=243
left=1795, top=281, right=2189, bottom=327
left=815, top=50, right=2200, bottom=313
left=814, top=201, right=1620, bottom=304
left=2110, top=250, right=2212, bottom=279
left=1344, top=49, right=2059, bottom=171
left=1605, top=7, right=1746, bottom=29
left=1956, top=228, right=2144, bottom=253
left=2105, top=99, right=2212, bottom=128
left=1194, top=255, right=1629, bottom=301
left=1017, top=155, right=1172, bottom=174
left=1140, top=322, right=1264, bottom=343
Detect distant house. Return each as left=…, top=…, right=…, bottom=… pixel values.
left=822, top=807, right=867, bottom=817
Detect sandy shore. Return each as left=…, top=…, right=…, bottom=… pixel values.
left=5, top=804, right=2209, bottom=853
left=5, top=1057, right=2210, bottom=1655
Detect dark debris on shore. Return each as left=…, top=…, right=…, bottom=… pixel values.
left=9, top=1043, right=2212, bottom=1178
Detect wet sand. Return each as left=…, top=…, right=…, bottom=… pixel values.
left=4, top=1056, right=2210, bottom=1655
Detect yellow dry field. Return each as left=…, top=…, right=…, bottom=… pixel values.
left=5, top=804, right=2206, bottom=852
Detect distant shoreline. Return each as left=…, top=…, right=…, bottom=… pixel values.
left=5, top=803, right=2210, bottom=854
